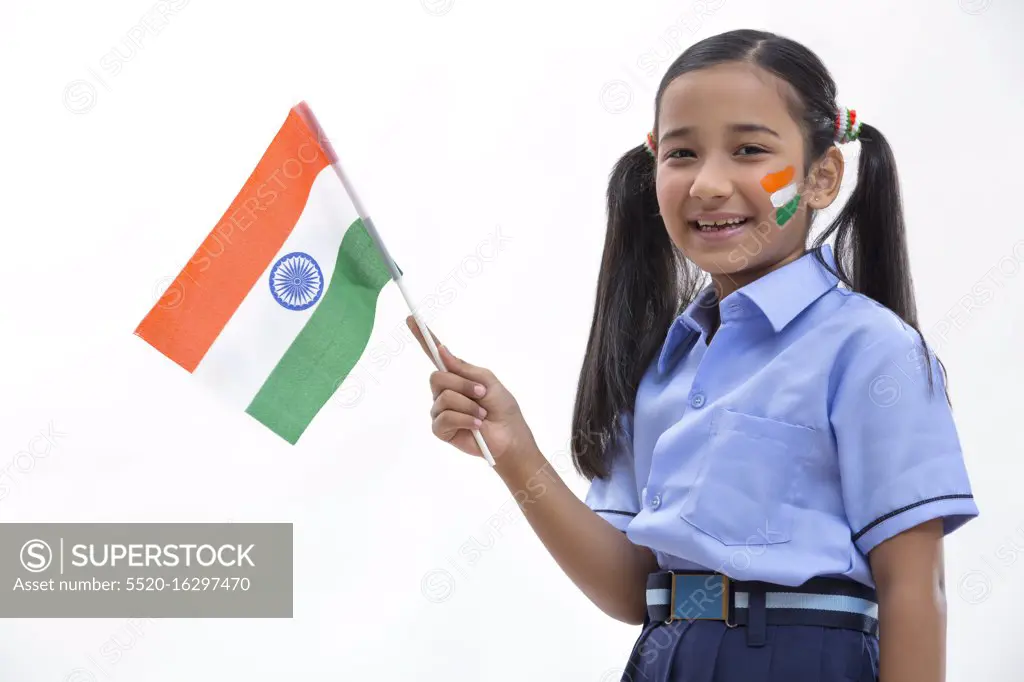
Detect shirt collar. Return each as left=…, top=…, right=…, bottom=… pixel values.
left=656, top=244, right=840, bottom=375
left=655, top=286, right=716, bottom=375
left=734, top=243, right=840, bottom=332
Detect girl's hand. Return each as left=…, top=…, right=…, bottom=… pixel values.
left=405, top=315, right=536, bottom=464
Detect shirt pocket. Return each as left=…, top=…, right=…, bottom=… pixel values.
left=680, top=408, right=815, bottom=546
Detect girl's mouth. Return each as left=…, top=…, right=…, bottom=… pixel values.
left=689, top=216, right=752, bottom=238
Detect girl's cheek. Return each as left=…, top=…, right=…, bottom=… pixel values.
left=656, top=172, right=692, bottom=208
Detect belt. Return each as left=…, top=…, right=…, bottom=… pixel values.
left=646, top=571, right=879, bottom=641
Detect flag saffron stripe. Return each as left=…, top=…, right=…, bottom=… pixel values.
left=760, top=166, right=795, bottom=194
left=134, top=110, right=331, bottom=373
left=245, top=219, right=392, bottom=443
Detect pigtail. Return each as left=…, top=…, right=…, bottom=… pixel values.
left=823, top=124, right=916, bottom=326
left=813, top=123, right=945, bottom=398
left=570, top=145, right=698, bottom=480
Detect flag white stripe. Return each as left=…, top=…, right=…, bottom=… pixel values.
left=192, top=166, right=358, bottom=409
left=770, top=182, right=799, bottom=208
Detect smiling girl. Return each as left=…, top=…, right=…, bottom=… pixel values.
left=409, top=28, right=978, bottom=682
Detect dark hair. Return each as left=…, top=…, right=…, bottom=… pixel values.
left=571, top=29, right=941, bottom=481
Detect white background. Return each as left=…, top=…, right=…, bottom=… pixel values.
left=1, top=0, right=1022, bottom=679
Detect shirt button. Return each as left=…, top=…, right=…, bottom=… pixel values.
left=650, top=494, right=662, bottom=509
left=690, top=392, right=706, bottom=408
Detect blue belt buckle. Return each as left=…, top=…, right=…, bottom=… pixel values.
left=667, top=573, right=736, bottom=626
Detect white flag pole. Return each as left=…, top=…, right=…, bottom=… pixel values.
left=296, top=102, right=496, bottom=467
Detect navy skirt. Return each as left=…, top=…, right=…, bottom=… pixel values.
left=619, top=617, right=879, bottom=682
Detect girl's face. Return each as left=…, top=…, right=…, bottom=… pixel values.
left=654, top=62, right=834, bottom=294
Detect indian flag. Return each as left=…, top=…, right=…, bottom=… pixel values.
left=135, top=102, right=399, bottom=444
left=760, top=166, right=801, bottom=227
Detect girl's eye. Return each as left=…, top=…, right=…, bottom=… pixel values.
left=736, top=145, right=768, bottom=156
left=667, top=149, right=696, bottom=159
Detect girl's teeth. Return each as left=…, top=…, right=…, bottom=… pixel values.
left=696, top=218, right=747, bottom=231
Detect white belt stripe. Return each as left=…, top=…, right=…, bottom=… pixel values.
left=646, top=589, right=877, bottom=619
left=734, top=593, right=879, bottom=619
left=647, top=588, right=671, bottom=605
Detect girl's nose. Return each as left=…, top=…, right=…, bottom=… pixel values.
left=689, top=159, right=733, bottom=201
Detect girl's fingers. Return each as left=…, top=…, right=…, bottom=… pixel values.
left=405, top=316, right=493, bottom=387
left=430, top=388, right=487, bottom=420
left=437, top=345, right=495, bottom=387
left=432, top=410, right=483, bottom=441
left=429, top=370, right=488, bottom=403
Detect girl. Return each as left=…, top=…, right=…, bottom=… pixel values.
left=407, top=29, right=978, bottom=682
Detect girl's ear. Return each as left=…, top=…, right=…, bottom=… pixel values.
left=806, top=146, right=845, bottom=210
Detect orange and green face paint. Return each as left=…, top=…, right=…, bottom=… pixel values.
left=761, top=166, right=801, bottom=227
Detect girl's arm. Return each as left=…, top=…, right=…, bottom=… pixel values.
left=869, top=518, right=947, bottom=682
left=494, top=442, right=659, bottom=625
left=405, top=318, right=658, bottom=626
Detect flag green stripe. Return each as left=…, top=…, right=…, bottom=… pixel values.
left=776, top=194, right=801, bottom=227
left=245, top=219, right=391, bottom=443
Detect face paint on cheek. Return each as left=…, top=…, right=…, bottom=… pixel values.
left=760, top=166, right=802, bottom=227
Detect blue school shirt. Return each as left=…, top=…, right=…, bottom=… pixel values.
left=584, top=244, right=978, bottom=588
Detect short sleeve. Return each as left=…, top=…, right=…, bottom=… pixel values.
left=831, top=332, right=979, bottom=556
left=584, top=412, right=640, bottom=532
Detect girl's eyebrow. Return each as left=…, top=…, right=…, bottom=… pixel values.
left=731, top=123, right=781, bottom=138
left=660, top=123, right=781, bottom=142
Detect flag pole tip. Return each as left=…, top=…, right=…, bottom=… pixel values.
left=293, top=101, right=339, bottom=164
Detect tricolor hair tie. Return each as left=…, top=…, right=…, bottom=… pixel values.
left=834, top=106, right=863, bottom=144
left=644, top=131, right=657, bottom=158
